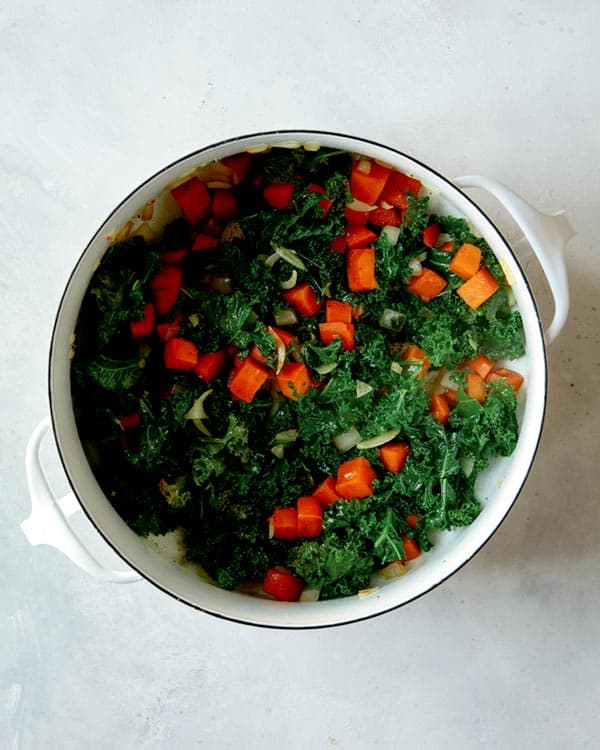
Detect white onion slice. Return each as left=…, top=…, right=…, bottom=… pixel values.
left=408, top=258, right=422, bottom=275
left=381, top=225, right=400, bottom=245
left=185, top=389, right=213, bottom=421
left=379, top=308, right=406, bottom=332
left=439, top=368, right=459, bottom=391
left=265, top=252, right=280, bottom=268
left=271, top=444, right=285, bottom=459
left=274, top=308, right=298, bottom=326
left=356, top=158, right=372, bottom=174
left=381, top=561, right=407, bottom=579
left=357, top=429, right=400, bottom=450
left=268, top=327, right=286, bottom=374
left=192, top=418, right=212, bottom=437
left=314, top=361, right=338, bottom=376
left=274, top=429, right=299, bottom=444
left=280, top=269, right=298, bottom=290
left=356, top=380, right=373, bottom=398
left=333, top=427, right=362, bottom=452
left=299, top=587, right=321, bottom=602
left=273, top=245, right=307, bottom=271
left=347, top=198, right=377, bottom=212
left=246, top=144, right=270, bottom=153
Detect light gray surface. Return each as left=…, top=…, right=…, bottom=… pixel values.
left=2, top=1, right=599, bottom=748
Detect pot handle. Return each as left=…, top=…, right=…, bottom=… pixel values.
left=22, top=417, right=142, bottom=583
left=454, top=175, right=573, bottom=345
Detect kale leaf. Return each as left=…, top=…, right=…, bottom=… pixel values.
left=87, top=354, right=146, bottom=393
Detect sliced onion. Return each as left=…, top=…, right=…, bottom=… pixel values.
left=381, top=225, right=400, bottom=245
left=185, top=389, right=213, bottom=421
left=356, top=158, right=372, bottom=174
left=207, top=180, right=232, bottom=189
left=132, top=222, right=154, bottom=241
left=246, top=144, right=270, bottom=154
left=439, top=368, right=459, bottom=391
left=381, top=561, right=407, bottom=580
left=275, top=429, right=299, bottom=444
left=188, top=313, right=201, bottom=327
left=268, top=327, right=286, bottom=374
left=303, top=142, right=321, bottom=152
left=408, top=258, right=422, bottom=275
left=192, top=418, right=212, bottom=437
left=280, top=269, right=298, bottom=290
left=271, top=444, right=285, bottom=459
left=196, top=161, right=232, bottom=181
left=273, top=245, right=307, bottom=271
left=379, top=200, right=393, bottom=210
left=352, top=302, right=367, bottom=321
left=461, top=455, right=475, bottom=478
left=299, top=587, right=321, bottom=602
left=347, top=198, right=377, bottom=212
left=274, top=308, right=298, bottom=326
left=333, top=427, right=362, bottom=453
left=357, top=429, right=400, bottom=450
left=424, top=369, right=441, bottom=394
left=390, top=361, right=404, bottom=375
left=265, top=252, right=281, bottom=268
left=356, top=380, right=373, bottom=398
left=314, top=361, right=338, bottom=375
left=379, top=308, right=406, bottom=332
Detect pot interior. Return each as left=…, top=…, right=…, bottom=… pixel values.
left=49, top=131, right=547, bottom=627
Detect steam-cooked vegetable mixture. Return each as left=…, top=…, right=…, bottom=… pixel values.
left=71, top=146, right=525, bottom=601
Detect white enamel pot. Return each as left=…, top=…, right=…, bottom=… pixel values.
left=23, top=130, right=573, bottom=628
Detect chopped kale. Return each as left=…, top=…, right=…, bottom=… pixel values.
left=71, top=145, right=525, bottom=601
left=87, top=354, right=146, bottom=393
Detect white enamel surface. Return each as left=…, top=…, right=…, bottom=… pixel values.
left=48, top=132, right=547, bottom=628
left=23, top=417, right=142, bottom=583
left=454, top=175, right=572, bottom=344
